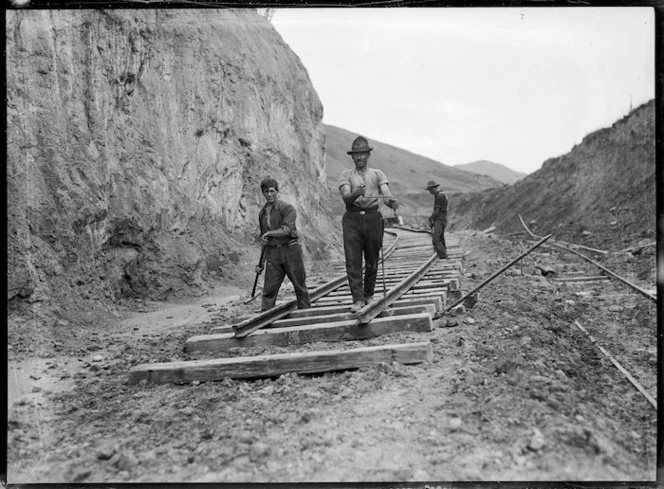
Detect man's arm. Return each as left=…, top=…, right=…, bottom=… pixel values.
left=338, top=169, right=366, bottom=206
left=339, top=183, right=365, bottom=206
left=262, top=204, right=297, bottom=240
left=379, top=183, right=399, bottom=210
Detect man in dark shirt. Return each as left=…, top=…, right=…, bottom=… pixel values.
left=426, top=180, right=448, bottom=259
left=255, top=177, right=311, bottom=311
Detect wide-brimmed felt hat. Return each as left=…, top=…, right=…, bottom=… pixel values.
left=425, top=180, right=440, bottom=190
left=347, top=136, right=373, bottom=154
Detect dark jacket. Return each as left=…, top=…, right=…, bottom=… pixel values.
left=430, top=190, right=448, bottom=222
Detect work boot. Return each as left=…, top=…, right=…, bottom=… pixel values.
left=364, top=295, right=378, bottom=305
left=350, top=300, right=365, bottom=313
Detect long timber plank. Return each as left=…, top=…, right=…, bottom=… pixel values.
left=188, top=313, right=432, bottom=355
left=270, top=304, right=436, bottom=328
left=209, top=303, right=437, bottom=333
left=288, top=296, right=444, bottom=317
left=129, top=341, right=433, bottom=384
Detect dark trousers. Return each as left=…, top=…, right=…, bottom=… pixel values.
left=261, top=243, right=311, bottom=311
left=432, top=219, right=447, bottom=258
left=342, top=210, right=383, bottom=303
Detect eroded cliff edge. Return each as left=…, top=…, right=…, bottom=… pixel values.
left=7, top=9, right=338, bottom=323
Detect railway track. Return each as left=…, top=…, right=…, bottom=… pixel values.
left=509, top=221, right=658, bottom=411
left=128, top=227, right=465, bottom=385
left=127, top=224, right=656, bottom=413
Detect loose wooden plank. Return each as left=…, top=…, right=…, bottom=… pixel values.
left=129, top=341, right=433, bottom=384
left=190, top=313, right=433, bottom=355
left=209, top=303, right=437, bottom=333
left=269, top=304, right=435, bottom=328
left=288, top=296, right=444, bottom=318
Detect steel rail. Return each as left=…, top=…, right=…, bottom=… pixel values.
left=443, top=234, right=552, bottom=313
left=358, top=253, right=439, bottom=324
left=518, top=214, right=607, bottom=254
left=233, top=230, right=401, bottom=338
left=518, top=215, right=656, bottom=302
left=573, top=320, right=656, bottom=410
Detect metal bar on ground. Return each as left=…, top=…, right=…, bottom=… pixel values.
left=518, top=214, right=607, bottom=254
left=519, top=216, right=656, bottom=303
left=573, top=320, right=656, bottom=410
left=554, top=244, right=655, bottom=302
left=443, top=234, right=552, bottom=313
left=358, top=253, right=439, bottom=324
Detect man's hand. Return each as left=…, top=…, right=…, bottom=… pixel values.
left=255, top=265, right=264, bottom=274
left=354, top=185, right=366, bottom=198
left=388, top=198, right=400, bottom=210
left=261, top=232, right=271, bottom=242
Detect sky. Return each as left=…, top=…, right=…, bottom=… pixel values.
left=272, top=7, right=655, bottom=175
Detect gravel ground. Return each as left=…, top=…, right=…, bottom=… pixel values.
left=7, top=230, right=657, bottom=483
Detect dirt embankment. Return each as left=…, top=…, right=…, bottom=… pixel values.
left=7, top=231, right=656, bottom=483
left=7, top=9, right=341, bottom=336
left=448, top=100, right=656, bottom=251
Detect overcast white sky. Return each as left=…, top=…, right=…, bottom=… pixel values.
left=272, top=7, right=655, bottom=174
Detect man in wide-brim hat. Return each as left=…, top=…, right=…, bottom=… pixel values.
left=339, top=136, right=400, bottom=313
left=426, top=179, right=448, bottom=259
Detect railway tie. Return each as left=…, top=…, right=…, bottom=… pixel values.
left=128, top=228, right=465, bottom=385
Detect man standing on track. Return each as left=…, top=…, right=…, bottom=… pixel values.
left=255, top=177, right=311, bottom=311
left=339, top=136, right=399, bottom=313
left=426, top=180, right=448, bottom=259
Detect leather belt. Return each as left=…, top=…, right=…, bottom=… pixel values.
left=347, top=206, right=379, bottom=215
left=266, top=239, right=299, bottom=248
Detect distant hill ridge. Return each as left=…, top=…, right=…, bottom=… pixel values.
left=454, top=160, right=527, bottom=185
left=324, top=124, right=503, bottom=219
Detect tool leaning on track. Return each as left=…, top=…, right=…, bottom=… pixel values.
left=244, top=244, right=267, bottom=304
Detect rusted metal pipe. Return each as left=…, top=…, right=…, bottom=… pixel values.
left=443, top=234, right=552, bottom=313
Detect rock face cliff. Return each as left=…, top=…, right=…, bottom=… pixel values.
left=7, top=9, right=338, bottom=322
left=449, top=100, right=655, bottom=250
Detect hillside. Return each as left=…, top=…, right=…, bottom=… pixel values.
left=449, top=100, right=656, bottom=250
left=324, top=124, right=504, bottom=220
left=6, top=10, right=340, bottom=327
left=454, top=160, right=527, bottom=185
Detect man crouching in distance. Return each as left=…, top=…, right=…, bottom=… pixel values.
left=255, top=177, right=311, bottom=311
left=339, top=136, right=399, bottom=313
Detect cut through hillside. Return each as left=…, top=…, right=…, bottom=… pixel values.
left=448, top=100, right=655, bottom=251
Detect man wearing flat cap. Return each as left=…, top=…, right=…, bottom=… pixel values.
left=426, top=180, right=448, bottom=259
left=339, top=136, right=400, bottom=313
